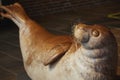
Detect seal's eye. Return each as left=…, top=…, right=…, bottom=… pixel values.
left=92, top=30, right=100, bottom=37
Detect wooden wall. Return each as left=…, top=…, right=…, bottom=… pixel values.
left=17, top=0, right=115, bottom=17
left=1, top=0, right=118, bottom=17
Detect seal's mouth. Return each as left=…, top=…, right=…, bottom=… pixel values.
left=74, top=24, right=89, bottom=43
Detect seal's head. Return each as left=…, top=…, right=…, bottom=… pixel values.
left=73, top=23, right=117, bottom=50
left=73, top=23, right=118, bottom=79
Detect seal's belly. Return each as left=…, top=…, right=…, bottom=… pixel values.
left=25, top=54, right=84, bottom=80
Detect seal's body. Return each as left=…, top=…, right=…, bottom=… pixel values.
left=0, top=3, right=118, bottom=80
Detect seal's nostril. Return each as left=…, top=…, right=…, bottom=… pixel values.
left=75, top=26, right=83, bottom=31
left=75, top=25, right=80, bottom=29
left=75, top=24, right=85, bottom=29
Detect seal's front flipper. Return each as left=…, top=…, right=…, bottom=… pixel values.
left=43, top=42, right=71, bottom=66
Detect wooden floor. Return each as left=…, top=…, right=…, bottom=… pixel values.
left=0, top=1, right=120, bottom=80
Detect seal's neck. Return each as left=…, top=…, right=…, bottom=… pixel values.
left=74, top=46, right=116, bottom=80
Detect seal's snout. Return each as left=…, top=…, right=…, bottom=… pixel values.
left=74, top=24, right=89, bottom=43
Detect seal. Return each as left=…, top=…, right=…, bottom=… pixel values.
left=0, top=3, right=118, bottom=80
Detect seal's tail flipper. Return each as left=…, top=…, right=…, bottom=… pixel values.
left=0, top=3, right=29, bottom=24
